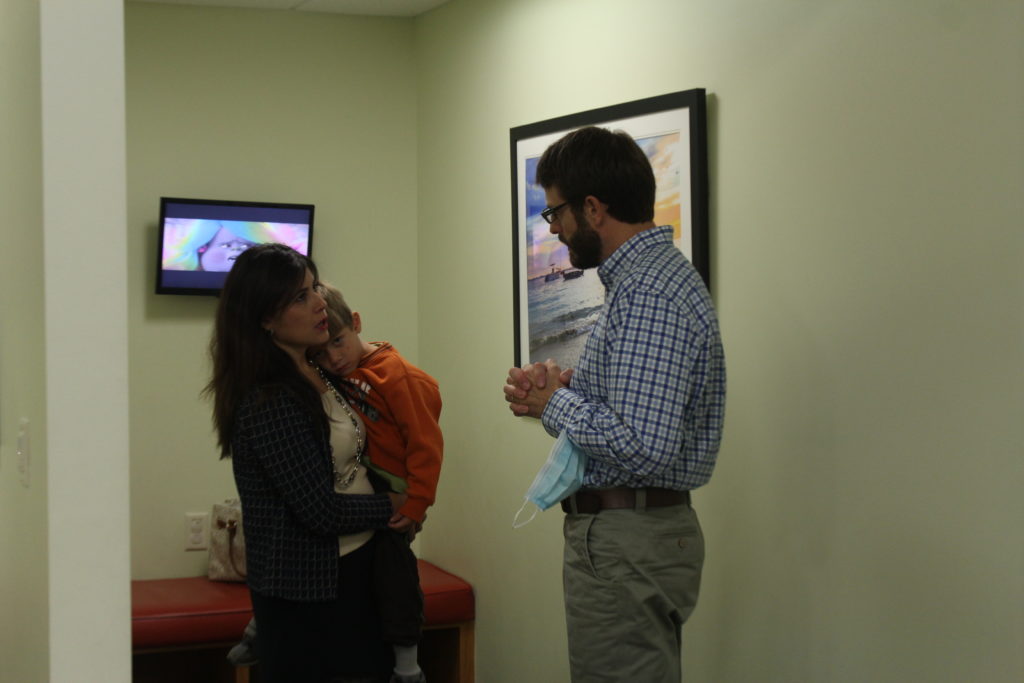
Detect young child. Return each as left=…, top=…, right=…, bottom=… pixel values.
left=315, top=283, right=443, bottom=683
left=228, top=284, right=443, bottom=683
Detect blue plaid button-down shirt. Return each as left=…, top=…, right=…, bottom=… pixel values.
left=542, top=225, right=726, bottom=490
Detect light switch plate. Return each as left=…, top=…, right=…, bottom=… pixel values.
left=17, top=418, right=30, bottom=488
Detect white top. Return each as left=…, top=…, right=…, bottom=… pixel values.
left=322, top=390, right=374, bottom=557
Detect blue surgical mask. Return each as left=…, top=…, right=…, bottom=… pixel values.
left=513, top=431, right=588, bottom=528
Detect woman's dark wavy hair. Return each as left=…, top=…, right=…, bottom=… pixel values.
left=536, top=126, right=656, bottom=224
left=204, top=243, right=326, bottom=458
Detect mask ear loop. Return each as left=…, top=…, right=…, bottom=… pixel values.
left=512, top=499, right=540, bottom=529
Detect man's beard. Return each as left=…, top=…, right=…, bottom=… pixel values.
left=564, top=209, right=602, bottom=269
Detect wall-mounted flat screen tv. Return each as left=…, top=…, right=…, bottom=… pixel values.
left=156, top=197, right=314, bottom=296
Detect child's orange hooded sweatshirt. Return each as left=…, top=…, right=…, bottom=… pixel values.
left=342, top=342, right=442, bottom=523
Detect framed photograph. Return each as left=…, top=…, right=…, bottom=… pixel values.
left=510, top=89, right=709, bottom=368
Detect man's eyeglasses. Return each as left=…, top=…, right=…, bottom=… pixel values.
left=540, top=202, right=569, bottom=225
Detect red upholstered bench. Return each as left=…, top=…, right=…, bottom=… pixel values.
left=131, top=559, right=475, bottom=683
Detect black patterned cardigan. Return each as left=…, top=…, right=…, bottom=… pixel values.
left=231, top=386, right=393, bottom=601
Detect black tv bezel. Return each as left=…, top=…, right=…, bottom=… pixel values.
left=155, top=196, right=315, bottom=296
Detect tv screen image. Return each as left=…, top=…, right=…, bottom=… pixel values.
left=156, top=197, right=314, bottom=295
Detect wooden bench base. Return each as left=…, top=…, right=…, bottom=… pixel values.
left=133, top=627, right=472, bottom=683
left=225, top=621, right=473, bottom=683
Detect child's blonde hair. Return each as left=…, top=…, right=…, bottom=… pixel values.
left=318, top=281, right=355, bottom=336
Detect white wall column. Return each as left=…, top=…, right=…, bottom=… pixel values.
left=41, top=0, right=131, bottom=679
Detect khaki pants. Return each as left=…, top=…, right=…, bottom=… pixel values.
left=563, top=504, right=704, bottom=682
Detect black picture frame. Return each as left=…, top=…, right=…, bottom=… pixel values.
left=510, top=89, right=709, bottom=368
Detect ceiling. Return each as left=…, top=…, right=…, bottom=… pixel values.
left=128, top=0, right=452, bottom=18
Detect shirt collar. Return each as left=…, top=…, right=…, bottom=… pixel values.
left=598, top=225, right=674, bottom=289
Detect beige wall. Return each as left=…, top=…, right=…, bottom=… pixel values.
left=414, top=0, right=1023, bottom=682
left=125, top=4, right=419, bottom=579
left=121, top=1, right=1022, bottom=682
left=0, top=1, right=49, bottom=680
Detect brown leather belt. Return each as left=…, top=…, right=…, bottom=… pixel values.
left=561, top=487, right=691, bottom=514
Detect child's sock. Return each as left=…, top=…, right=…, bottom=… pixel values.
left=393, top=643, right=421, bottom=677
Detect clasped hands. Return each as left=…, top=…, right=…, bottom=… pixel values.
left=503, top=359, right=574, bottom=419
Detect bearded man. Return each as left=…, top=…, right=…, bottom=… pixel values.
left=504, top=126, right=726, bottom=683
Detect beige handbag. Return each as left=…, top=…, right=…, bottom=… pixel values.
left=208, top=499, right=247, bottom=582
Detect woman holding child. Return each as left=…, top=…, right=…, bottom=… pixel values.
left=206, top=243, right=403, bottom=682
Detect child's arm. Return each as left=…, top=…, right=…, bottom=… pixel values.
left=388, top=370, right=443, bottom=523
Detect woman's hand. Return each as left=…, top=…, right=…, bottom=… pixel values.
left=387, top=492, right=408, bottom=514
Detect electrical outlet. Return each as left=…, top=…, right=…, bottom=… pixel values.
left=184, top=512, right=209, bottom=551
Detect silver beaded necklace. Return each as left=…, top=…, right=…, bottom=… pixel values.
left=311, top=361, right=365, bottom=489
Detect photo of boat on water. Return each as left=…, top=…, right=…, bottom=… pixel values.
left=526, top=265, right=603, bottom=367
left=520, top=131, right=687, bottom=369
left=511, top=89, right=708, bottom=369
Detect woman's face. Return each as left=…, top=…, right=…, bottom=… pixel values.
left=200, top=224, right=257, bottom=272
left=263, top=269, right=329, bottom=355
